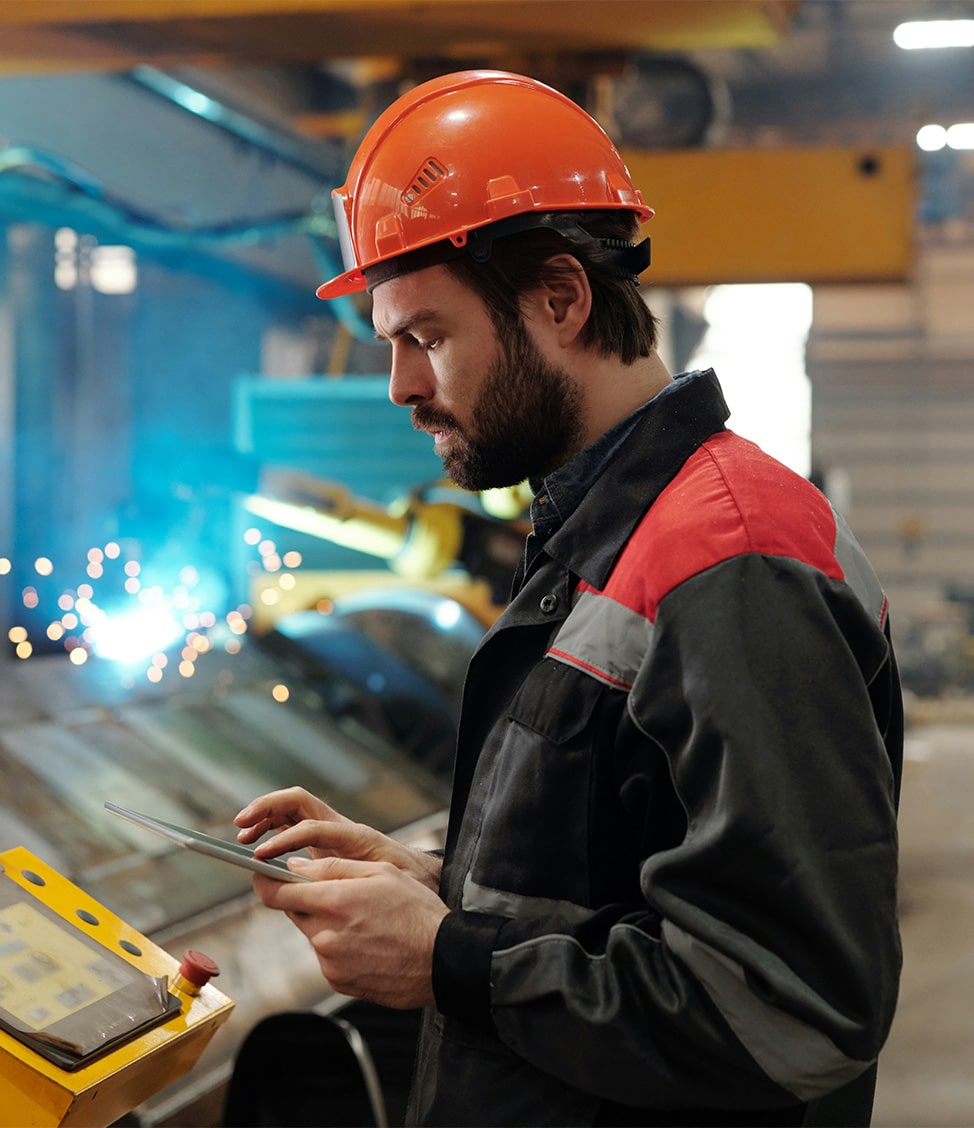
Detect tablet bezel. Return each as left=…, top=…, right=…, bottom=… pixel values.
left=104, top=802, right=312, bottom=883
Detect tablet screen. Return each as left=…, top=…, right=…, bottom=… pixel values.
left=0, top=870, right=180, bottom=1070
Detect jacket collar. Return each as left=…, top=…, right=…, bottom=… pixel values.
left=541, top=369, right=730, bottom=590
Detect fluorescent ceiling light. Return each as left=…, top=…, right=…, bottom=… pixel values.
left=916, top=124, right=947, bottom=151
left=894, top=19, right=974, bottom=48
left=916, top=122, right=974, bottom=150
left=947, top=122, right=974, bottom=149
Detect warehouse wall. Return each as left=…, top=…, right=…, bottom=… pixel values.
left=809, top=228, right=974, bottom=690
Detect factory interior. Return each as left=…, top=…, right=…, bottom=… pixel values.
left=0, top=0, right=972, bottom=1124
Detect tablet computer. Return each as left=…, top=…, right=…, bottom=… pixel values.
left=104, top=802, right=312, bottom=883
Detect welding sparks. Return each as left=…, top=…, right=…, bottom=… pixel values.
left=1, top=530, right=296, bottom=695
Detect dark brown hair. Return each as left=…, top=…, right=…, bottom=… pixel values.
left=447, top=210, right=658, bottom=365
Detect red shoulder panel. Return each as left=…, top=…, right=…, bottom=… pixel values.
left=588, top=432, right=844, bottom=622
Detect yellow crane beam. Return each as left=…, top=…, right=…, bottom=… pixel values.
left=0, top=1, right=795, bottom=73
left=629, top=144, right=916, bottom=286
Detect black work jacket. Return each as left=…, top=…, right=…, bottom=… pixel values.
left=408, top=370, right=903, bottom=1127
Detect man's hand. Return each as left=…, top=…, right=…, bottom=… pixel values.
left=236, top=788, right=447, bottom=1007
left=252, top=855, right=448, bottom=1009
left=234, top=787, right=442, bottom=891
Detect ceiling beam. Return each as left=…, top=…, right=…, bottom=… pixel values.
left=0, top=0, right=794, bottom=41
left=0, top=2, right=796, bottom=76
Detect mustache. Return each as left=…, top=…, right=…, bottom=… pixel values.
left=412, top=404, right=461, bottom=433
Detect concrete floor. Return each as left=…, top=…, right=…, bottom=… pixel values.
left=872, top=719, right=974, bottom=1127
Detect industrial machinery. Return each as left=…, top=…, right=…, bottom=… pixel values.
left=240, top=462, right=532, bottom=780
left=0, top=613, right=456, bottom=1125
left=244, top=468, right=529, bottom=614
left=0, top=370, right=522, bottom=1124
left=0, top=847, right=232, bottom=1127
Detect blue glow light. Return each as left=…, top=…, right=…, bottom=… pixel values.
left=433, top=599, right=463, bottom=631
left=177, top=89, right=217, bottom=117
left=85, top=603, right=186, bottom=664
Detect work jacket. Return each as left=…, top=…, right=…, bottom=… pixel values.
left=408, top=370, right=903, bottom=1127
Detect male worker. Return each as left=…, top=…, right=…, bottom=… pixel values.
left=235, top=71, right=902, bottom=1127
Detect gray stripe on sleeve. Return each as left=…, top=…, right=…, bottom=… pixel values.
left=462, top=873, right=592, bottom=925
left=832, top=510, right=888, bottom=626
left=547, top=589, right=653, bottom=690
left=662, top=920, right=872, bottom=1101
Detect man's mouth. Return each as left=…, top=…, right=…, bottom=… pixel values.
left=413, top=410, right=458, bottom=449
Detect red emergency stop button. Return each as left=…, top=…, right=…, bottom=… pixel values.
left=173, top=948, right=220, bottom=996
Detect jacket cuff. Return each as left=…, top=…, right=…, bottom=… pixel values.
left=432, top=909, right=507, bottom=1030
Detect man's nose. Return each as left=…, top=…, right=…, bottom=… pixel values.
left=388, top=344, right=433, bottom=407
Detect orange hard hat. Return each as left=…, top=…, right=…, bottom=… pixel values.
left=316, top=69, right=654, bottom=300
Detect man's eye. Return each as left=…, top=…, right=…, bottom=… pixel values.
left=414, top=336, right=440, bottom=353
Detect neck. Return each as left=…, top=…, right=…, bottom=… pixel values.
left=577, top=349, right=673, bottom=448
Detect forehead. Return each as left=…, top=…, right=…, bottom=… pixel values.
left=371, top=262, right=486, bottom=338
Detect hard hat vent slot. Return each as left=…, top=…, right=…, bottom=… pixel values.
left=402, top=158, right=448, bottom=205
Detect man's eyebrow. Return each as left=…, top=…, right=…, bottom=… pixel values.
left=373, top=309, right=440, bottom=342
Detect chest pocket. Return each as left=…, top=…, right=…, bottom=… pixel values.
left=461, top=657, right=626, bottom=907
left=506, top=655, right=605, bottom=743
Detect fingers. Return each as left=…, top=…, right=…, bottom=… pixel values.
left=235, top=790, right=438, bottom=884
left=288, top=854, right=384, bottom=882
left=251, top=856, right=387, bottom=909
left=234, top=787, right=341, bottom=845
left=247, top=812, right=406, bottom=871
left=234, top=816, right=282, bottom=846
left=251, top=863, right=446, bottom=1009
left=250, top=818, right=369, bottom=861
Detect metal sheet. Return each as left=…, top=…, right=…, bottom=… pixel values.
left=0, top=625, right=452, bottom=1122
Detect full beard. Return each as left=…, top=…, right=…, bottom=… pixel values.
left=412, top=320, right=585, bottom=492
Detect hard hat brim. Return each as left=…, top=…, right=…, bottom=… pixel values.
left=316, top=268, right=368, bottom=300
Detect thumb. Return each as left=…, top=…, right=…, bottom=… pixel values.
left=288, top=854, right=378, bottom=880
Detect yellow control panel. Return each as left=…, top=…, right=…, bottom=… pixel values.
left=0, top=847, right=233, bottom=1127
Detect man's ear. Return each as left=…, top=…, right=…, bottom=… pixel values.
left=531, top=254, right=592, bottom=346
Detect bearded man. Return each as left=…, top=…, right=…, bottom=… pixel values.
left=236, top=71, right=902, bottom=1128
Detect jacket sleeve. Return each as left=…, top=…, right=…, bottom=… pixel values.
left=431, top=552, right=902, bottom=1111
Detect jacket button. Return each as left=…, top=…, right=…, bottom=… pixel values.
left=540, top=594, right=558, bottom=614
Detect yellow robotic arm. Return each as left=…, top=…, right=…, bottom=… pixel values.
left=243, top=469, right=528, bottom=599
